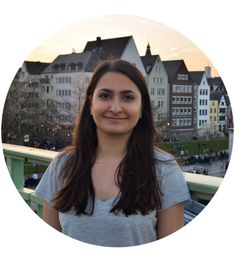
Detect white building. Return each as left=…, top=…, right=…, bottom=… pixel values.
left=41, top=35, right=147, bottom=127
left=141, top=44, right=169, bottom=125
left=41, top=51, right=100, bottom=126
left=190, top=71, right=210, bottom=137
left=18, top=61, right=50, bottom=135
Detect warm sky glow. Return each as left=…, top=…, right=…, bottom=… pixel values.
left=27, top=15, right=219, bottom=77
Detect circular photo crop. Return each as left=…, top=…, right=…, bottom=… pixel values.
left=1, top=15, right=233, bottom=247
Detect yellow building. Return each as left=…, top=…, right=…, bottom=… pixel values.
left=209, top=98, right=218, bottom=133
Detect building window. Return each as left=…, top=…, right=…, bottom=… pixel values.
left=187, top=86, right=192, bottom=93
left=177, top=74, right=188, bottom=80
left=156, top=66, right=161, bottom=72
left=173, top=85, right=181, bottom=93
left=77, top=62, right=83, bottom=70
left=69, top=63, right=76, bottom=71
left=56, top=89, right=71, bottom=97
left=145, top=66, right=151, bottom=73
left=60, top=63, right=66, bottom=71
left=157, top=101, right=164, bottom=108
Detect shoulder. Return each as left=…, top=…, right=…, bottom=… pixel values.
left=154, top=147, right=174, bottom=161
left=34, top=149, right=74, bottom=202
left=154, top=148, right=181, bottom=177
left=55, top=149, right=74, bottom=165
left=48, top=148, right=74, bottom=174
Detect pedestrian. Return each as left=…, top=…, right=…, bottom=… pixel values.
left=220, top=161, right=225, bottom=171
left=34, top=60, right=190, bottom=247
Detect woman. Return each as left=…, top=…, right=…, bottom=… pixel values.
left=35, top=59, right=190, bottom=247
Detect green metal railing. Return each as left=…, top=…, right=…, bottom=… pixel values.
left=2, top=143, right=223, bottom=217
left=3, top=143, right=58, bottom=217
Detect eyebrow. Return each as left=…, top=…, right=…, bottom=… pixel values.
left=98, top=88, right=136, bottom=94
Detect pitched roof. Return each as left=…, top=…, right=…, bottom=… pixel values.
left=211, top=92, right=230, bottom=106
left=207, top=76, right=227, bottom=94
left=207, top=77, right=224, bottom=87
left=43, top=51, right=101, bottom=73
left=162, top=60, right=183, bottom=82
left=24, top=61, right=50, bottom=75
left=83, top=36, right=132, bottom=60
left=189, top=71, right=204, bottom=84
left=210, top=91, right=222, bottom=101
left=224, top=94, right=230, bottom=106
left=141, top=55, right=159, bottom=74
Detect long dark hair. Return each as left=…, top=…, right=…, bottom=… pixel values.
left=53, top=59, right=162, bottom=216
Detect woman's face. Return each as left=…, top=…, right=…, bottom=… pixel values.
left=90, top=71, right=142, bottom=137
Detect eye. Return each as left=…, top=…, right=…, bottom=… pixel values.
left=98, top=92, right=111, bottom=100
left=123, top=93, right=135, bottom=101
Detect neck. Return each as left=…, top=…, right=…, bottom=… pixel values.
left=96, top=131, right=130, bottom=160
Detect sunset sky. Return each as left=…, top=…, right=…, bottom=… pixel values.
left=27, top=15, right=219, bottom=77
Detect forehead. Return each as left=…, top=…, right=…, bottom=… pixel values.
left=95, top=71, right=140, bottom=93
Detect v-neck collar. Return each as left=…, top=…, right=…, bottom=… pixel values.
left=95, top=193, right=120, bottom=204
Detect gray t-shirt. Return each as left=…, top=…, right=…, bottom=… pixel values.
left=34, top=149, right=190, bottom=247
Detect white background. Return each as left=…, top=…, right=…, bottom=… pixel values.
left=0, top=0, right=234, bottom=255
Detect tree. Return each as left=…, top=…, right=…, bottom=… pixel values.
left=2, top=69, right=59, bottom=147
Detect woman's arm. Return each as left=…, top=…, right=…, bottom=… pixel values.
left=42, top=201, right=62, bottom=232
left=157, top=202, right=184, bottom=240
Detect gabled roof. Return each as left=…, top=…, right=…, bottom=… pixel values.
left=189, top=71, right=205, bottom=85
left=141, top=55, right=159, bottom=74
left=207, top=77, right=224, bottom=87
left=24, top=61, right=50, bottom=75
left=210, top=90, right=230, bottom=106
left=224, top=94, right=230, bottom=106
left=207, top=76, right=227, bottom=94
left=210, top=91, right=222, bottom=101
left=162, top=60, right=183, bottom=82
left=43, top=51, right=101, bottom=73
left=83, top=36, right=132, bottom=60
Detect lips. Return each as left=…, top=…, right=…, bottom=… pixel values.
left=104, top=117, right=127, bottom=120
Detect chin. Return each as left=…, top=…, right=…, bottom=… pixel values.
left=100, top=127, right=133, bottom=137
left=105, top=130, right=129, bottom=136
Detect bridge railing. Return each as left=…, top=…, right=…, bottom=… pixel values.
left=2, top=143, right=223, bottom=219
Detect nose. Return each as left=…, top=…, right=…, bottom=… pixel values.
left=110, top=98, right=122, bottom=114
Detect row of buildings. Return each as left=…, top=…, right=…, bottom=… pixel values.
left=16, top=35, right=232, bottom=141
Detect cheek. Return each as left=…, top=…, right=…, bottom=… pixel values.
left=131, top=102, right=142, bottom=117
left=90, top=101, right=108, bottom=117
